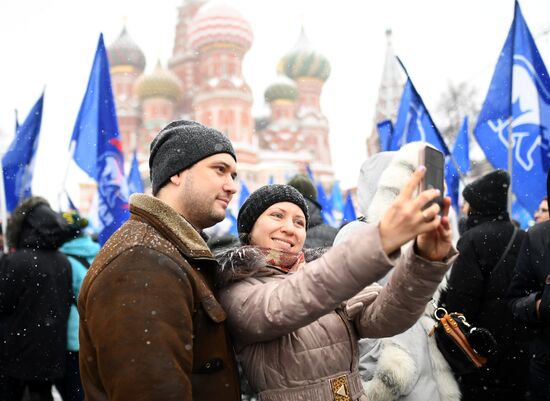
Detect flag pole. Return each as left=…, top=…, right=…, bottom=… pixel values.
left=507, top=2, right=518, bottom=215
left=58, top=140, right=76, bottom=212
left=507, top=117, right=514, bottom=213
left=0, top=157, right=10, bottom=254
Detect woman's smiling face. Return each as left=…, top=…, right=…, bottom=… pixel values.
left=249, top=202, right=306, bottom=253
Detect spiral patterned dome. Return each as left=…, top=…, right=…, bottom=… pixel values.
left=135, top=61, right=181, bottom=102
left=107, top=27, right=146, bottom=73
left=278, top=27, right=331, bottom=82
left=187, top=3, right=253, bottom=52
left=264, top=74, right=298, bottom=103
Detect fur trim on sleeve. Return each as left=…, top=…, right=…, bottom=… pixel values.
left=364, top=340, right=417, bottom=401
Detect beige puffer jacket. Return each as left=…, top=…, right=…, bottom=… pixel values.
left=218, top=223, right=457, bottom=401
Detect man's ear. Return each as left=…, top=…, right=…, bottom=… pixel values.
left=170, top=172, right=182, bottom=185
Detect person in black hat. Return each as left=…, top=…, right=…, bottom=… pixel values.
left=439, top=169, right=532, bottom=401
left=0, top=197, right=73, bottom=401
left=78, top=120, right=242, bottom=401
left=287, top=174, right=338, bottom=248
left=509, top=168, right=550, bottom=401
left=214, top=171, right=458, bottom=401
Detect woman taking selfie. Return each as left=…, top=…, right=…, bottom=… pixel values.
left=216, top=167, right=456, bottom=401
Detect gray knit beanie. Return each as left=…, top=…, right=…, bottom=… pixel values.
left=237, top=184, right=309, bottom=243
left=149, top=120, right=236, bottom=194
left=287, top=174, right=320, bottom=208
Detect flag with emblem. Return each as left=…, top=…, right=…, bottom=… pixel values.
left=474, top=1, right=550, bottom=214
left=70, top=33, right=129, bottom=244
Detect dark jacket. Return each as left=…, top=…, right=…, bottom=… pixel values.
left=0, top=197, right=72, bottom=381
left=78, top=194, right=240, bottom=401
left=303, top=199, right=338, bottom=249
left=439, top=213, right=531, bottom=398
left=508, top=219, right=550, bottom=362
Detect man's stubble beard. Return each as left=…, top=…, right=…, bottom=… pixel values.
left=183, top=174, right=225, bottom=229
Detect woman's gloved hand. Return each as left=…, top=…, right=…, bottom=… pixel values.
left=344, top=282, right=383, bottom=319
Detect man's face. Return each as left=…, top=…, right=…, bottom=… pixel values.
left=176, top=153, right=238, bottom=230
left=534, top=199, right=549, bottom=224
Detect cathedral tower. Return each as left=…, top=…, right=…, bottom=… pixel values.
left=187, top=3, right=257, bottom=181
left=107, top=26, right=146, bottom=161
left=367, top=29, right=405, bottom=155
left=278, top=27, right=333, bottom=181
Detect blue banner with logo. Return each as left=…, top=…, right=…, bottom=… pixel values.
left=474, top=1, right=550, bottom=215
left=71, top=34, right=129, bottom=244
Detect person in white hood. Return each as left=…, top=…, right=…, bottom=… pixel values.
left=334, top=142, right=461, bottom=401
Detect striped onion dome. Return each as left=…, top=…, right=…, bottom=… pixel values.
left=135, top=60, right=181, bottom=101
left=264, top=74, right=298, bottom=103
left=278, top=27, right=331, bottom=82
left=107, top=27, right=146, bottom=73
left=187, top=3, right=253, bottom=52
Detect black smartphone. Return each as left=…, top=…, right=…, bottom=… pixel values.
left=418, top=145, right=445, bottom=214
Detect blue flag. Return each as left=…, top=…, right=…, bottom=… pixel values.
left=316, top=182, right=336, bottom=226
left=342, top=192, right=357, bottom=224
left=330, top=181, right=344, bottom=213
left=391, top=78, right=450, bottom=155
left=127, top=151, right=144, bottom=195
left=474, top=1, right=550, bottom=215
left=512, top=199, right=533, bottom=229
left=226, top=209, right=238, bottom=236
left=445, top=117, right=470, bottom=211
left=305, top=164, right=315, bottom=181
left=377, top=120, right=394, bottom=152
left=71, top=34, right=129, bottom=245
left=2, top=93, right=44, bottom=212
left=238, top=180, right=251, bottom=209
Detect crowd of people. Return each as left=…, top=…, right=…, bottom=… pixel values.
left=1, top=119, right=549, bottom=401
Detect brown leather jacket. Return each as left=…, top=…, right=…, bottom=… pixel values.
left=78, top=194, right=240, bottom=401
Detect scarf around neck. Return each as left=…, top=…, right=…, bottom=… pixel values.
left=255, top=246, right=306, bottom=274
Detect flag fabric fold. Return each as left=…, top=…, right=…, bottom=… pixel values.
left=342, top=192, right=357, bottom=224
left=238, top=180, right=251, bottom=209
left=330, top=181, right=344, bottom=214
left=474, top=1, right=550, bottom=214
left=316, top=182, right=336, bottom=227
left=391, top=77, right=449, bottom=155
left=70, top=34, right=129, bottom=244
left=127, top=151, right=144, bottom=196
left=445, top=117, right=470, bottom=211
left=377, top=120, right=394, bottom=152
left=2, top=93, right=44, bottom=212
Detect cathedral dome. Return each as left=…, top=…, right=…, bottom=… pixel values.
left=264, top=74, right=298, bottom=103
left=136, top=61, right=181, bottom=102
left=187, top=3, right=253, bottom=52
left=278, top=27, right=331, bottom=82
left=107, top=27, right=146, bottom=73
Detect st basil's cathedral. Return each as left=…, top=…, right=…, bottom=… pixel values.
left=105, top=0, right=334, bottom=196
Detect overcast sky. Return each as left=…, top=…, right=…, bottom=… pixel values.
left=1, top=0, right=550, bottom=207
